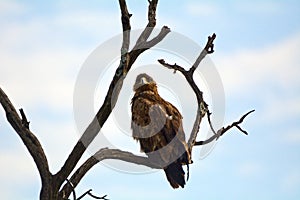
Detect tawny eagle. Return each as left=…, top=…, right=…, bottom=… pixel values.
left=131, top=73, right=191, bottom=188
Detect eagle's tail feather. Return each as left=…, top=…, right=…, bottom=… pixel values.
left=164, top=161, right=185, bottom=189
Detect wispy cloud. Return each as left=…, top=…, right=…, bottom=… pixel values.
left=237, top=161, right=264, bottom=178
left=185, top=1, right=286, bottom=18
left=216, top=32, right=300, bottom=94
left=0, top=0, right=26, bottom=16
left=281, top=170, right=300, bottom=193
left=283, top=129, right=300, bottom=145
left=0, top=149, right=37, bottom=182
left=0, top=5, right=120, bottom=111
left=235, top=1, right=286, bottom=15
left=186, top=2, right=220, bottom=17
left=260, top=95, right=300, bottom=124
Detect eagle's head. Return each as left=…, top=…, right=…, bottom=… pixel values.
left=133, top=73, right=157, bottom=91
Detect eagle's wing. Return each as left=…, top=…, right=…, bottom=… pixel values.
left=131, top=96, right=189, bottom=165
left=131, top=96, right=169, bottom=154
left=163, top=100, right=190, bottom=164
left=131, top=95, right=190, bottom=188
left=162, top=100, right=184, bottom=141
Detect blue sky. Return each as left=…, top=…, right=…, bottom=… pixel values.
left=0, top=0, right=300, bottom=199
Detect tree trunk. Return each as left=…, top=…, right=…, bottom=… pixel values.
left=39, top=178, right=61, bottom=200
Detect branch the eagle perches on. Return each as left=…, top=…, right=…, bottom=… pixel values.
left=0, top=0, right=254, bottom=199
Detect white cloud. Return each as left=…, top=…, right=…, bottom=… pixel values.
left=0, top=149, right=37, bottom=182
left=0, top=146, right=40, bottom=199
left=0, top=48, right=84, bottom=110
left=186, top=1, right=285, bottom=17
left=0, top=6, right=117, bottom=111
left=32, top=120, right=80, bottom=172
left=237, top=161, right=264, bottom=178
left=186, top=2, right=220, bottom=17
left=214, top=33, right=300, bottom=129
left=216, top=32, right=300, bottom=94
left=0, top=1, right=26, bottom=16
left=283, top=129, right=300, bottom=145
left=235, top=1, right=285, bottom=15
left=53, top=10, right=120, bottom=39
left=260, top=95, right=300, bottom=124
left=281, top=170, right=300, bottom=193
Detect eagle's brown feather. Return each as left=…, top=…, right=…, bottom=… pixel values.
left=131, top=73, right=191, bottom=188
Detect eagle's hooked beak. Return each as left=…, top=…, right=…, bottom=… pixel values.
left=141, top=77, right=149, bottom=85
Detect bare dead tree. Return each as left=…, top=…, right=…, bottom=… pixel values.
left=0, top=0, right=254, bottom=199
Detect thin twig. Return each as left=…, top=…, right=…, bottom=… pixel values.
left=217, top=109, right=255, bottom=137
left=19, top=108, right=30, bottom=129
left=64, top=179, right=108, bottom=200
left=77, top=189, right=108, bottom=200
left=206, top=111, right=217, bottom=135
left=195, top=110, right=255, bottom=145
left=136, top=26, right=171, bottom=50
left=191, top=33, right=216, bottom=73
left=157, top=59, right=186, bottom=74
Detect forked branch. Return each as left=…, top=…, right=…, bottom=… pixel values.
left=134, top=0, right=158, bottom=46
left=0, top=88, right=51, bottom=186
left=58, top=0, right=170, bottom=198
left=158, top=33, right=253, bottom=151
left=59, top=148, right=161, bottom=197
left=195, top=110, right=255, bottom=145
left=77, top=190, right=108, bottom=200
left=64, top=179, right=108, bottom=200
